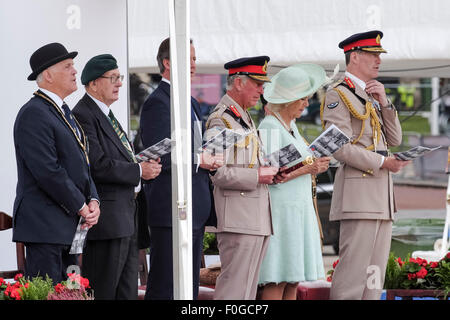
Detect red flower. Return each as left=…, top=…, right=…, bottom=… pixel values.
left=416, top=267, right=428, bottom=279
left=0, top=277, right=5, bottom=286
left=407, top=273, right=416, bottom=280
left=430, top=262, right=439, bottom=268
left=333, top=259, right=339, bottom=269
left=67, top=273, right=90, bottom=289
left=397, top=257, right=404, bottom=267
left=54, top=283, right=65, bottom=294
left=14, top=273, right=23, bottom=281
left=4, top=283, right=22, bottom=300
left=326, top=276, right=332, bottom=282
left=11, top=289, right=22, bottom=300
left=80, top=277, right=90, bottom=289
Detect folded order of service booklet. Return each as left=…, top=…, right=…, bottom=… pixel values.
left=200, top=128, right=248, bottom=154
left=263, top=143, right=302, bottom=168
left=135, top=138, right=173, bottom=162
left=394, top=145, right=441, bottom=161
left=309, top=124, right=350, bottom=158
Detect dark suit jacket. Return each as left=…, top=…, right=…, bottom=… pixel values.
left=139, top=80, right=214, bottom=230
left=73, top=94, right=141, bottom=240
left=12, top=90, right=98, bottom=245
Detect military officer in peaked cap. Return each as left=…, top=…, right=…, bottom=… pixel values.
left=205, top=56, right=278, bottom=300
left=321, top=31, right=410, bottom=299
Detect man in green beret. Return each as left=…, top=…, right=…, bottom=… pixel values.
left=73, top=54, right=162, bottom=299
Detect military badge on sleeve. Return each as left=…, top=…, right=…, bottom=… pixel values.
left=327, top=102, right=339, bottom=109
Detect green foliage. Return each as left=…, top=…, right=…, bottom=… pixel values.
left=203, top=232, right=218, bottom=254
left=20, top=275, right=54, bottom=300
left=434, top=260, right=450, bottom=298
left=384, top=252, right=404, bottom=289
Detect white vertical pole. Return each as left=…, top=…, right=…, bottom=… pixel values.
left=430, top=77, right=440, bottom=135
left=168, top=0, right=193, bottom=300
left=442, top=174, right=450, bottom=257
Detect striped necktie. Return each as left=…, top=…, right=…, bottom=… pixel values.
left=108, top=110, right=137, bottom=163
left=62, top=103, right=80, bottom=138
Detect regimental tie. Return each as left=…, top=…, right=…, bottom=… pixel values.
left=108, top=110, right=137, bottom=163
left=62, top=103, right=81, bottom=139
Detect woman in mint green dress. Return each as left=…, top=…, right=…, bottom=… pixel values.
left=258, top=63, right=331, bottom=300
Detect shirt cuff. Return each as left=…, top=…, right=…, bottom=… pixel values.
left=196, top=153, right=201, bottom=173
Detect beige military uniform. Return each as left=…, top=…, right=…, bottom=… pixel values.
left=322, top=75, right=403, bottom=299
left=205, top=94, right=272, bottom=300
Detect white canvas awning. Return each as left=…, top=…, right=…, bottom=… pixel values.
left=129, top=0, right=450, bottom=78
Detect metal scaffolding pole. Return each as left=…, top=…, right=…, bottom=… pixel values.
left=168, top=0, right=193, bottom=300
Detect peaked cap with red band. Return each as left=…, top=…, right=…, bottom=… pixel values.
left=339, top=30, right=387, bottom=54
left=224, top=55, right=271, bottom=82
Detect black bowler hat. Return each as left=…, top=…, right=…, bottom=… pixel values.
left=338, top=30, right=387, bottom=54
left=27, top=42, right=78, bottom=81
left=224, top=55, right=271, bottom=82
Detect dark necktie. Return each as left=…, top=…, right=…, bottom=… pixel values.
left=108, top=110, right=137, bottom=163
left=62, top=103, right=80, bottom=138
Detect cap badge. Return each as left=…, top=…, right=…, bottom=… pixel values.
left=376, top=34, right=381, bottom=44
left=262, top=61, right=268, bottom=73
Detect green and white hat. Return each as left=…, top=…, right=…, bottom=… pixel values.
left=263, top=63, right=327, bottom=104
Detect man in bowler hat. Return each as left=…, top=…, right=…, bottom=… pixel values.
left=13, top=43, right=100, bottom=284
left=72, top=54, right=162, bottom=299
left=321, top=31, right=410, bottom=299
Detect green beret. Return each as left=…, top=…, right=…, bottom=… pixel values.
left=81, top=54, right=118, bottom=85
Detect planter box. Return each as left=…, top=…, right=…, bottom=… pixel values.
left=386, top=289, right=449, bottom=300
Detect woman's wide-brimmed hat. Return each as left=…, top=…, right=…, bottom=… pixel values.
left=27, top=42, right=78, bottom=81
left=263, top=63, right=327, bottom=104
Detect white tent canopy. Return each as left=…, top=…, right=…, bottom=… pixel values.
left=129, top=0, right=450, bottom=78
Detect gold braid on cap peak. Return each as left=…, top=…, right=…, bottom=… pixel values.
left=332, top=88, right=381, bottom=151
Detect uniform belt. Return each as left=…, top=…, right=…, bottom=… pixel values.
left=376, top=150, right=388, bottom=157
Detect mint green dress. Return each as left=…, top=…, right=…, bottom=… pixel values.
left=258, top=115, right=325, bottom=285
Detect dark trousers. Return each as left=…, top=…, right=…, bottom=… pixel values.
left=144, top=226, right=204, bottom=300
left=24, top=243, right=78, bottom=284
left=81, top=232, right=139, bottom=300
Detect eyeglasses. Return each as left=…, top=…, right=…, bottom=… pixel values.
left=100, top=75, right=124, bottom=84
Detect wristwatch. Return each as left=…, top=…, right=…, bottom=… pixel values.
left=280, top=156, right=315, bottom=174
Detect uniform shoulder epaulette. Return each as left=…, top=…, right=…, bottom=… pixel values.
left=330, top=78, right=344, bottom=89
left=209, top=104, right=227, bottom=117
left=206, top=104, right=228, bottom=129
